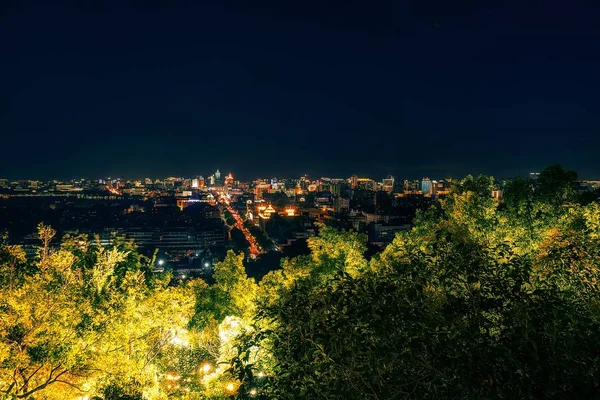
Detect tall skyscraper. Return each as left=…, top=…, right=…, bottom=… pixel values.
left=349, top=175, right=358, bottom=189
left=421, top=178, right=432, bottom=196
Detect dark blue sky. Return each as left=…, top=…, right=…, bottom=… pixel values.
left=1, top=0, right=599, bottom=180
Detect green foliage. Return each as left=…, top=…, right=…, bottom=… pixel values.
left=3, top=166, right=600, bottom=399
left=537, top=164, right=578, bottom=207
left=101, top=379, right=144, bottom=400
left=0, top=224, right=193, bottom=399
left=307, top=223, right=367, bottom=277
left=227, top=170, right=600, bottom=399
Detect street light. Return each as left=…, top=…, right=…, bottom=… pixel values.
left=158, top=259, right=165, bottom=266
left=204, top=262, right=210, bottom=268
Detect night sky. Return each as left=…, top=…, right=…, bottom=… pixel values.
left=1, top=0, right=600, bottom=180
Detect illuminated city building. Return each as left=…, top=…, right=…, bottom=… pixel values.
left=492, top=189, right=503, bottom=202
left=299, top=175, right=309, bottom=191
left=192, top=178, right=199, bottom=188
left=254, top=181, right=271, bottom=200
left=356, top=178, right=376, bottom=191
left=382, top=176, right=395, bottom=193
left=258, top=204, right=276, bottom=219
left=421, top=178, right=433, bottom=196
left=225, top=173, right=234, bottom=187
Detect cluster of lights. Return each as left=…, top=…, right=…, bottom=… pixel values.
left=165, top=373, right=193, bottom=391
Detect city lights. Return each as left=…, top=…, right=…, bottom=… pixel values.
left=3, top=0, right=596, bottom=394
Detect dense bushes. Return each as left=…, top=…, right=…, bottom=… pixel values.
left=229, top=172, right=600, bottom=399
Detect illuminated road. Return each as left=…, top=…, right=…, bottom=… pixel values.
left=217, top=191, right=262, bottom=258
left=106, top=186, right=121, bottom=195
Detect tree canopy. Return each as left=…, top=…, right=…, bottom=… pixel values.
left=1, top=165, right=600, bottom=399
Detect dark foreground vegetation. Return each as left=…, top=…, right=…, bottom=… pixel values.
left=1, top=165, right=600, bottom=399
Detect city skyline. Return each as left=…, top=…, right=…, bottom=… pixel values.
left=1, top=166, right=591, bottom=183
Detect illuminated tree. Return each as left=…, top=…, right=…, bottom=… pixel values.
left=228, top=174, right=600, bottom=399
left=0, top=224, right=193, bottom=399
left=307, top=223, right=367, bottom=277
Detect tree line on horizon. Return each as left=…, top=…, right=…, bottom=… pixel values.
left=1, top=164, right=600, bottom=399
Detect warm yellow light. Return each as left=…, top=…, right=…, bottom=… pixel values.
left=166, top=373, right=181, bottom=381
left=224, top=381, right=237, bottom=394
left=200, top=362, right=213, bottom=374
left=257, top=371, right=265, bottom=378
left=249, top=387, right=258, bottom=397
